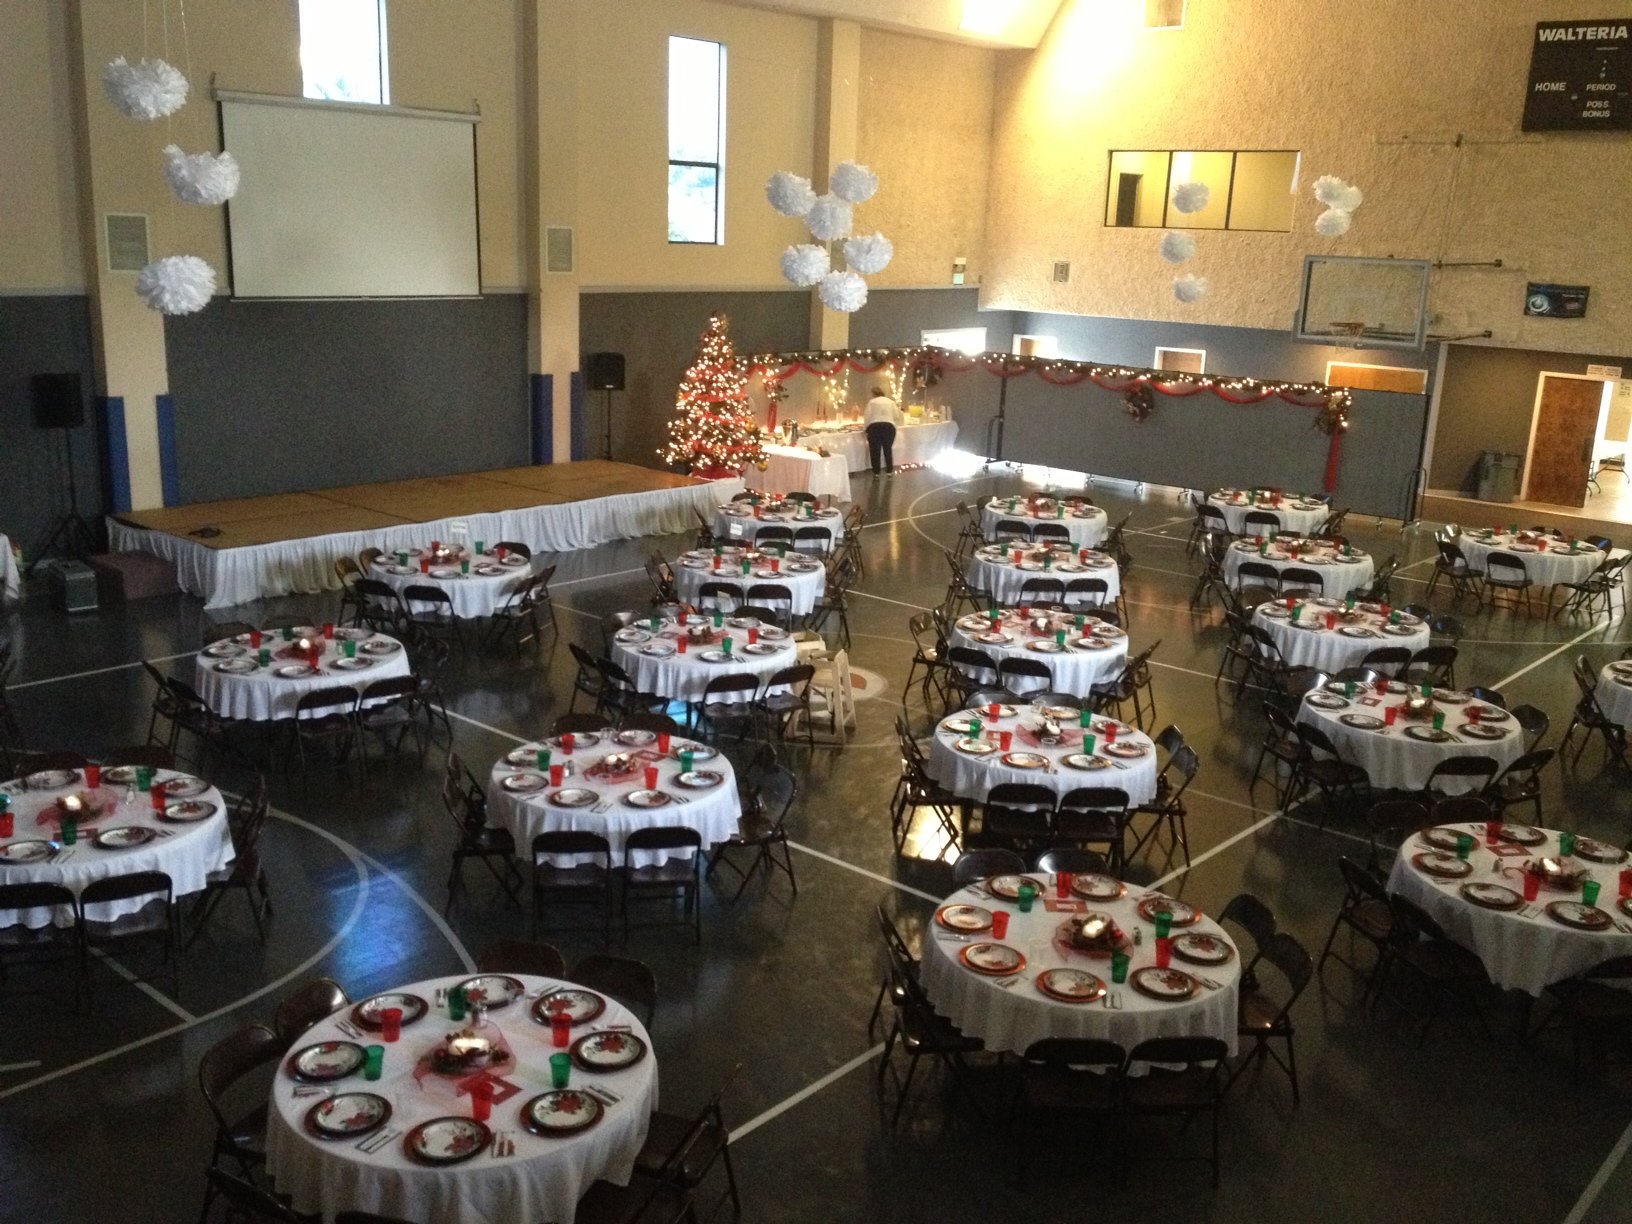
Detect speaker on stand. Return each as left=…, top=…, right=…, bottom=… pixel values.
left=585, top=352, right=625, bottom=462
left=28, top=373, right=100, bottom=572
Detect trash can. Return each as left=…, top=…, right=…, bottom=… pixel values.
left=1476, top=450, right=1523, bottom=503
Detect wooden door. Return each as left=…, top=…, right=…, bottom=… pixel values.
left=1527, top=375, right=1605, bottom=506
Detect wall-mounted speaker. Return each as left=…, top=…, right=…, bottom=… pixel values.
left=585, top=351, right=625, bottom=392
left=31, top=372, right=85, bottom=430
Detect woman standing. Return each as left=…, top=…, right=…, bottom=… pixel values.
left=863, top=385, right=901, bottom=476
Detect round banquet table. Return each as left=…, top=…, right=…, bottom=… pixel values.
left=370, top=549, right=533, bottom=619
left=1207, top=490, right=1328, bottom=536
left=264, top=972, right=658, bottom=1224
left=1296, top=683, right=1524, bottom=792
left=1386, top=823, right=1632, bottom=996
left=1222, top=538, right=1375, bottom=598
left=980, top=497, right=1108, bottom=548
left=1594, top=660, right=1632, bottom=727
left=486, top=732, right=740, bottom=867
left=919, top=878, right=1240, bottom=1056
left=712, top=503, right=843, bottom=548
left=0, top=767, right=233, bottom=928
left=609, top=616, right=800, bottom=704
left=966, top=544, right=1121, bottom=607
left=927, top=704, right=1158, bottom=806
left=948, top=609, right=1128, bottom=697
left=1253, top=599, right=1429, bottom=673
left=1459, top=531, right=1604, bottom=589
left=672, top=548, right=826, bottom=616
left=758, top=444, right=852, bottom=502
left=194, top=628, right=414, bottom=721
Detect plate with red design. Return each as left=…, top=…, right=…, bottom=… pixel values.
left=305, top=1092, right=391, bottom=1139
left=959, top=942, right=1025, bottom=976
left=1070, top=873, right=1125, bottom=901
left=1136, top=895, right=1200, bottom=926
left=985, top=874, right=1046, bottom=900
left=936, top=903, right=993, bottom=933
left=531, top=988, right=607, bottom=1026
left=522, top=1089, right=604, bottom=1136
left=1575, top=837, right=1629, bottom=865
left=1546, top=901, right=1613, bottom=931
left=1035, top=967, right=1105, bottom=1003
left=456, top=975, right=526, bottom=1009
left=351, top=992, right=429, bottom=1030
left=1460, top=882, right=1523, bottom=911
left=1130, top=967, right=1199, bottom=1001
left=571, top=1030, right=648, bottom=1071
left=285, top=1040, right=366, bottom=1083
left=404, top=1117, right=492, bottom=1165
left=1412, top=851, right=1472, bottom=879
left=1171, top=932, right=1234, bottom=965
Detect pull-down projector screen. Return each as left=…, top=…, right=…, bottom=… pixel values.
left=219, top=92, right=480, bottom=298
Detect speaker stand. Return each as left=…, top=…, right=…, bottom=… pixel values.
left=602, top=389, right=618, bottom=462
left=28, top=427, right=100, bottom=574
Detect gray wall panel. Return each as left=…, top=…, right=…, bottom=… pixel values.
left=850, top=287, right=1015, bottom=351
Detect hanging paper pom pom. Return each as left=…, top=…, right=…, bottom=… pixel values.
left=1172, top=273, right=1209, bottom=304
left=1170, top=181, right=1210, bottom=214
left=804, top=193, right=853, bottom=242
left=103, top=56, right=189, bottom=120
left=1313, top=174, right=1364, bottom=212
left=843, top=232, right=894, bottom=275
left=136, top=255, right=216, bottom=315
left=163, top=145, right=241, bottom=206
left=1158, top=232, right=1196, bottom=264
left=829, top=161, right=879, bottom=204
left=780, top=243, right=831, bottom=287
left=1331, top=183, right=1363, bottom=212
left=1314, top=208, right=1353, bottom=237
left=766, top=171, right=817, bottom=218
left=817, top=270, right=869, bottom=313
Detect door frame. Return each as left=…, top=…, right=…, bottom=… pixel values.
left=1520, top=371, right=1609, bottom=501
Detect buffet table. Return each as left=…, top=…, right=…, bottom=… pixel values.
left=795, top=419, right=958, bottom=472
left=758, top=446, right=852, bottom=503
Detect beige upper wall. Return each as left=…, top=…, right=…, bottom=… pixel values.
left=984, top=0, right=1632, bottom=357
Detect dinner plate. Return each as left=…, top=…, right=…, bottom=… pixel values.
left=1403, top=725, right=1452, bottom=743
left=959, top=942, right=1025, bottom=976
left=936, top=903, right=993, bottom=933
left=955, top=738, right=995, bottom=755
left=670, top=742, right=719, bottom=762
left=162, top=800, right=218, bottom=823
left=1467, top=704, right=1510, bottom=722
left=1259, top=604, right=1291, bottom=619
left=274, top=663, right=315, bottom=679
left=502, top=772, right=548, bottom=793
left=547, top=788, right=597, bottom=808
left=1026, top=640, right=1064, bottom=654
left=1340, top=713, right=1386, bottom=730
left=1001, top=751, right=1048, bottom=769
left=352, top=992, right=430, bottom=1030
left=404, top=1117, right=491, bottom=1165
left=640, top=643, right=676, bottom=657
left=1413, top=851, right=1472, bottom=879
left=1419, top=826, right=1467, bottom=851
left=26, top=769, right=78, bottom=790
left=332, top=658, right=373, bottom=672
left=1497, top=824, right=1546, bottom=846
left=743, top=643, right=781, bottom=656
left=975, top=632, right=1011, bottom=645
left=457, top=975, right=526, bottom=1009
left=1130, top=967, right=1198, bottom=1001
left=623, top=789, right=671, bottom=808
left=677, top=770, right=723, bottom=789
left=1035, top=967, right=1105, bottom=1003
left=614, top=628, right=650, bottom=644
left=1062, top=753, right=1111, bottom=770
left=1460, top=882, right=1523, bottom=911
left=1546, top=901, right=1612, bottom=931
left=91, top=825, right=156, bottom=850
left=430, top=567, right=462, bottom=579
left=1172, top=932, right=1235, bottom=964
left=1306, top=693, right=1349, bottom=710
left=360, top=639, right=402, bottom=655
left=522, top=1089, right=604, bottom=1136
left=1433, top=689, right=1472, bottom=704
left=1105, top=742, right=1147, bottom=758
left=286, top=1040, right=366, bottom=1083
left=571, top=1030, right=648, bottom=1071
left=1338, top=626, right=1376, bottom=639
left=1072, top=637, right=1112, bottom=650
left=386, top=564, right=416, bottom=575
left=986, top=874, right=1046, bottom=900
left=549, top=733, right=601, bottom=750
left=699, top=650, right=733, bottom=663
left=473, top=564, right=504, bottom=576
left=163, top=776, right=209, bottom=798
left=214, top=659, right=257, bottom=674
left=1461, top=724, right=1509, bottom=740
left=1070, top=873, right=1124, bottom=901
left=0, top=840, right=57, bottom=864
left=1574, top=837, right=1629, bottom=865
left=1136, top=895, right=1200, bottom=926
left=102, top=765, right=140, bottom=784
left=615, top=729, right=658, bottom=746
left=202, top=642, right=243, bottom=659
left=290, top=626, right=320, bottom=638
left=306, top=1092, right=391, bottom=1139
left=531, top=988, right=607, bottom=1026
left=507, top=745, right=544, bottom=766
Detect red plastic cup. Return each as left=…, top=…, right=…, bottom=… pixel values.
left=1056, top=871, right=1073, bottom=898
left=1326, top=613, right=1336, bottom=630
left=1384, top=707, right=1398, bottom=726
left=495, top=546, right=507, bottom=561
left=323, top=622, right=335, bottom=639
left=549, top=764, right=564, bottom=787
left=380, top=1007, right=403, bottom=1043
left=1012, top=549, right=1023, bottom=564
left=1485, top=819, right=1501, bottom=845
left=1105, top=723, right=1118, bottom=744
left=678, top=635, right=689, bottom=653
left=712, top=556, right=721, bottom=571
left=770, top=558, right=780, bottom=573
left=1468, top=706, right=1481, bottom=725
left=561, top=734, right=575, bottom=754
left=1523, top=871, right=1541, bottom=902
left=1375, top=675, right=1389, bottom=694
left=552, top=1014, right=571, bottom=1049
left=86, top=765, right=102, bottom=789
left=1019, top=605, right=1031, bottom=620
left=0, top=812, right=13, bottom=839
left=988, top=703, right=1002, bottom=720
left=420, top=557, right=430, bottom=573
left=748, top=628, right=760, bottom=645
left=1080, top=548, right=1089, bottom=563
left=1155, top=936, right=1173, bottom=968
left=1620, top=868, right=1632, bottom=899
left=658, top=732, right=671, bottom=754
left=644, top=766, right=658, bottom=789
left=470, top=1078, right=493, bottom=1122
left=1380, top=603, right=1391, bottom=619
left=1000, top=731, right=1013, bottom=751
left=150, top=782, right=167, bottom=811
left=1285, top=597, right=1296, bottom=610
left=991, top=911, right=1010, bottom=939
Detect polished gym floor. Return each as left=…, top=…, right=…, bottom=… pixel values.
left=2, top=460, right=1630, bottom=1224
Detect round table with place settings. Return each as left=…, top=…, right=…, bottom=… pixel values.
left=919, top=878, right=1240, bottom=1056
left=609, top=616, right=800, bottom=704
left=1386, top=822, right=1632, bottom=996
left=712, top=502, right=843, bottom=548
left=672, top=547, right=827, bottom=616
left=1594, top=660, right=1632, bottom=728
left=966, top=543, right=1121, bottom=607
left=1459, top=531, right=1606, bottom=589
left=486, top=731, right=740, bottom=867
left=926, top=703, right=1159, bottom=806
left=264, top=972, right=658, bottom=1224
left=980, top=497, right=1108, bottom=548
left=1296, top=683, right=1525, bottom=792
left=0, top=766, right=233, bottom=928
left=370, top=548, right=534, bottom=619
left=194, top=627, right=414, bottom=721
left=1222, top=538, right=1375, bottom=598
left=1207, top=490, right=1329, bottom=536
left=1253, top=599, right=1429, bottom=673
left=948, top=609, right=1128, bottom=697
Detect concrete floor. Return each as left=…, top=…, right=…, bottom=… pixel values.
left=2, top=461, right=1631, bottom=1224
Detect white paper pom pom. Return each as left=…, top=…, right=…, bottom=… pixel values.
left=1314, top=208, right=1353, bottom=237
left=818, top=270, right=869, bottom=313
left=780, top=243, right=831, bottom=288
left=829, top=161, right=879, bottom=204
left=136, top=255, right=216, bottom=315
left=766, top=171, right=817, bottom=218
left=1170, top=181, right=1210, bottom=214
left=804, top=193, right=853, bottom=242
left=1172, top=273, right=1209, bottom=304
left=1313, top=175, right=1347, bottom=206
left=163, top=145, right=241, bottom=206
left=1331, top=183, right=1363, bottom=212
left=1158, top=232, right=1196, bottom=264
left=103, top=56, right=189, bottom=120
left=843, top=232, right=893, bottom=275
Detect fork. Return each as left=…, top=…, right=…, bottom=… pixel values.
left=357, top=1128, right=397, bottom=1153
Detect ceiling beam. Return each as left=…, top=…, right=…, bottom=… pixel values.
left=718, top=0, right=1065, bottom=49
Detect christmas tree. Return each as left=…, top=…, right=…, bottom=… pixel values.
left=658, top=314, right=767, bottom=478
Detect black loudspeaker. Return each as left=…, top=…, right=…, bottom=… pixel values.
left=31, top=372, right=85, bottom=429
left=585, top=352, right=626, bottom=392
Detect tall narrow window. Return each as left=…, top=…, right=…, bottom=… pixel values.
left=300, top=0, right=389, bottom=106
left=668, top=36, right=726, bottom=244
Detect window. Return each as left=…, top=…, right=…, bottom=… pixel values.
left=668, top=36, right=726, bottom=244
left=923, top=327, right=988, bottom=356
left=1105, top=149, right=1299, bottom=231
left=1155, top=347, right=1206, bottom=374
left=300, top=0, right=389, bottom=106
left=1145, top=0, right=1186, bottom=28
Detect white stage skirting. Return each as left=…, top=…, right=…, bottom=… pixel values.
left=108, top=477, right=744, bottom=610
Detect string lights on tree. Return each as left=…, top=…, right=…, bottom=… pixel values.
left=658, top=314, right=768, bottom=479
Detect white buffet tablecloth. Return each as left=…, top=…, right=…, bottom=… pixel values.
left=980, top=498, right=1108, bottom=548
left=1253, top=600, right=1429, bottom=673
left=1222, top=539, right=1374, bottom=598
left=194, top=628, right=413, bottom=721
left=948, top=609, right=1128, bottom=698
left=107, top=475, right=744, bottom=611
left=967, top=544, right=1121, bottom=607
left=712, top=504, right=843, bottom=548
left=1459, top=532, right=1606, bottom=590
left=371, top=550, right=533, bottom=620
left=0, top=767, right=233, bottom=928
left=927, top=704, right=1158, bottom=806
left=1596, top=661, right=1632, bottom=728
left=672, top=548, right=826, bottom=616
left=920, top=879, right=1240, bottom=1056
left=1387, top=823, right=1632, bottom=996
left=1207, top=491, right=1328, bottom=536
left=1297, top=684, right=1524, bottom=792
left=757, top=446, right=852, bottom=503
left=794, top=418, right=957, bottom=472
left=487, top=733, right=740, bottom=868
left=1, top=534, right=18, bottom=602
left=265, top=972, right=657, bottom=1224
left=610, top=616, right=800, bottom=704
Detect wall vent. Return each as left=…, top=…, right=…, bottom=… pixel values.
left=1052, top=261, right=1071, bottom=283
left=545, top=226, right=575, bottom=274
left=105, top=213, right=150, bottom=272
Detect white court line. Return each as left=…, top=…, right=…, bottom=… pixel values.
left=8, top=651, right=194, bottom=691
left=1490, top=618, right=1611, bottom=691
left=446, top=709, right=529, bottom=743
left=787, top=841, right=942, bottom=903
left=89, top=948, right=196, bottom=1023
left=1149, top=813, right=1281, bottom=890
left=849, top=589, right=934, bottom=613
left=0, top=1061, right=43, bottom=1073
left=1562, top=1112, right=1632, bottom=1224
left=730, top=1043, right=887, bottom=1145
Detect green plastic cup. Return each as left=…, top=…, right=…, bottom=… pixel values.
left=1455, top=832, right=1474, bottom=860
left=722, top=636, right=733, bottom=655
left=1084, top=735, right=1096, bottom=755
left=135, top=766, right=153, bottom=791
left=1079, top=709, right=1092, bottom=729
left=550, top=1052, right=571, bottom=1089
left=1016, top=881, right=1037, bottom=913
left=281, top=626, right=293, bottom=642
left=474, top=540, right=485, bottom=556
left=1432, top=712, right=1445, bottom=732
left=1583, top=878, right=1602, bottom=907
left=344, top=640, right=357, bottom=659
left=679, top=750, right=694, bottom=773
left=1559, top=831, right=1577, bottom=857
left=713, top=611, right=723, bottom=629
left=258, top=647, right=271, bottom=667
left=968, top=718, right=981, bottom=738
left=1110, top=952, right=1130, bottom=984
left=1154, top=910, right=1173, bottom=939
left=448, top=986, right=466, bottom=1021
left=396, top=550, right=408, bottom=566
left=1055, top=630, right=1066, bottom=646
left=60, top=818, right=78, bottom=846
left=363, top=1045, right=384, bottom=1081
left=536, top=748, right=551, bottom=772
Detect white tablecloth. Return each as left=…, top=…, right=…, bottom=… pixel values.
left=1595, top=662, right=1632, bottom=728
left=1387, top=823, right=1632, bottom=996
left=794, top=419, right=958, bottom=472
left=1297, top=686, right=1524, bottom=791
left=920, top=880, right=1240, bottom=1056
left=265, top=973, right=657, bottom=1224
left=0, top=768, right=233, bottom=928
left=107, top=476, right=744, bottom=610
left=927, top=704, right=1158, bottom=806
left=194, top=629, right=413, bottom=721
left=1459, top=533, right=1604, bottom=589
left=980, top=499, right=1108, bottom=548
left=610, top=618, right=800, bottom=704
left=757, top=446, right=852, bottom=503
left=1253, top=601, right=1429, bottom=673
left=948, top=610, right=1128, bottom=698
left=1, top=534, right=18, bottom=602
left=487, top=735, right=740, bottom=868
left=673, top=549, right=826, bottom=617
left=1207, top=492, right=1328, bottom=536
left=967, top=545, right=1121, bottom=607
left=371, top=552, right=533, bottom=620
left=712, top=505, right=843, bottom=548
left=1223, top=540, right=1374, bottom=598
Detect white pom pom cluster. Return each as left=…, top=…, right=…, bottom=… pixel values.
left=803, top=194, right=854, bottom=243
left=766, top=171, right=816, bottom=217
left=1170, top=181, right=1210, bottom=214
left=1172, top=273, right=1209, bottom=304
left=829, top=161, right=879, bottom=204
left=136, top=255, right=217, bottom=316
left=766, top=164, right=891, bottom=310
left=843, top=232, right=894, bottom=275
left=780, top=244, right=831, bottom=288
left=1158, top=232, right=1195, bottom=264
left=1312, top=174, right=1364, bottom=237
left=818, top=271, right=869, bottom=313
left=163, top=145, right=241, bottom=206
left=1314, top=209, right=1353, bottom=237
left=103, top=56, right=189, bottom=120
